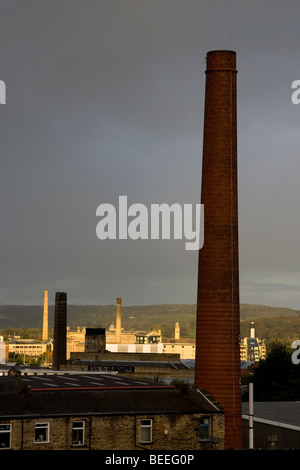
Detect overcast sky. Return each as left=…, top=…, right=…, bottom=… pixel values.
left=1, top=0, right=300, bottom=309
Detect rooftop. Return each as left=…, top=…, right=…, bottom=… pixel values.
left=19, top=372, right=173, bottom=391
left=0, top=369, right=223, bottom=418
left=242, top=401, right=300, bottom=431
left=69, top=359, right=190, bottom=370
left=9, top=339, right=43, bottom=344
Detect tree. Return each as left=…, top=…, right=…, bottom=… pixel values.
left=251, top=340, right=300, bottom=401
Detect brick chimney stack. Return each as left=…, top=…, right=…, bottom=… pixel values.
left=53, top=292, right=67, bottom=370
left=194, top=50, right=242, bottom=449
left=42, top=289, right=48, bottom=341
left=116, top=297, right=122, bottom=344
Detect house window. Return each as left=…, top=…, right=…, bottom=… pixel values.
left=34, top=423, right=49, bottom=443
left=0, top=424, right=11, bottom=449
left=141, top=419, right=152, bottom=443
left=199, top=417, right=210, bottom=440
left=72, top=421, right=85, bottom=446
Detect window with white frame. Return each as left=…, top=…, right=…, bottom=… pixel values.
left=72, top=421, right=85, bottom=445
left=141, top=419, right=152, bottom=443
left=0, top=424, right=11, bottom=449
left=34, top=422, right=49, bottom=443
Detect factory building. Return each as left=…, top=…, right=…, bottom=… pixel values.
left=8, top=339, right=50, bottom=361
left=242, top=401, right=300, bottom=449
left=163, top=323, right=196, bottom=360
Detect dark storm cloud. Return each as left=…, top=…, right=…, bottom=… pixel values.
left=1, top=0, right=300, bottom=308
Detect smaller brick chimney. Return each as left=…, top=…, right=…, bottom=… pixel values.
left=42, top=290, right=48, bottom=341
left=53, top=292, right=67, bottom=370
left=116, top=297, right=122, bottom=344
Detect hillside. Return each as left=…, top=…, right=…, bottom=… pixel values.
left=0, top=304, right=196, bottom=338
left=1, top=303, right=300, bottom=343
left=240, top=304, right=300, bottom=319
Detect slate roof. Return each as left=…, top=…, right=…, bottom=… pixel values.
left=0, top=373, right=223, bottom=419
left=20, top=372, right=172, bottom=391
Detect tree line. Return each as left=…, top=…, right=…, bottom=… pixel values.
left=243, top=341, right=300, bottom=401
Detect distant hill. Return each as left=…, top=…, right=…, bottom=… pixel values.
left=239, top=304, right=300, bottom=344
left=0, top=304, right=196, bottom=337
left=1, top=303, right=300, bottom=343
left=240, top=303, right=300, bottom=320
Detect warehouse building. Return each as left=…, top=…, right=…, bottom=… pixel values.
left=242, top=401, right=300, bottom=449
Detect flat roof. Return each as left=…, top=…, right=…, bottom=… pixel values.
left=78, top=360, right=189, bottom=369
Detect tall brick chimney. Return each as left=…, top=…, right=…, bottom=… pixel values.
left=53, top=292, right=67, bottom=370
left=194, top=50, right=242, bottom=449
left=42, top=289, right=48, bottom=341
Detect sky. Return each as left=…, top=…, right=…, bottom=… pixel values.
left=1, top=0, right=300, bottom=309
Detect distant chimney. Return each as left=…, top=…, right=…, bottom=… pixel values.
left=116, top=297, right=122, bottom=344
left=250, top=322, right=255, bottom=339
left=42, top=290, right=48, bottom=341
left=194, top=50, right=242, bottom=449
left=53, top=292, right=67, bottom=370
left=175, top=322, right=180, bottom=340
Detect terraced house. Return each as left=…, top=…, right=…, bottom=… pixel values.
left=0, top=367, right=224, bottom=450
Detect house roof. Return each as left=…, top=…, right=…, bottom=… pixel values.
left=0, top=372, right=223, bottom=419
left=20, top=372, right=174, bottom=391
